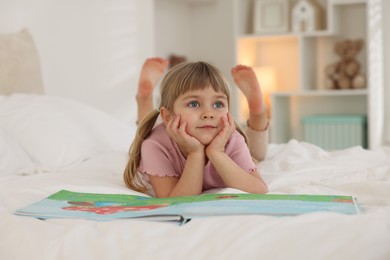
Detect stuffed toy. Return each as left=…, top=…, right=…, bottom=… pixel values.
left=325, top=39, right=365, bottom=89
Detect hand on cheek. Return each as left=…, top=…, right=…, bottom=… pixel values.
left=166, top=115, right=204, bottom=156
left=218, top=112, right=235, bottom=140
left=206, top=112, right=235, bottom=155
left=226, top=112, right=236, bottom=137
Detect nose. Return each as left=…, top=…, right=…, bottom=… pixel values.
left=202, top=110, right=214, bottom=119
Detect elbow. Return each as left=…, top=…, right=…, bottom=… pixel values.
left=262, top=182, right=269, bottom=193
left=253, top=182, right=268, bottom=194
left=253, top=187, right=268, bottom=194
left=237, top=182, right=268, bottom=194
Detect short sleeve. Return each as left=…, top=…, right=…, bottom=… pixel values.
left=225, top=131, right=257, bottom=173
left=138, top=139, right=181, bottom=178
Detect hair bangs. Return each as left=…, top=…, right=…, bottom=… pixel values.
left=160, top=61, right=231, bottom=110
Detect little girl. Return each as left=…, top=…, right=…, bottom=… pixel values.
left=124, top=58, right=268, bottom=198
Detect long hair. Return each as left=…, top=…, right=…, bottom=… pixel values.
left=124, top=61, right=248, bottom=192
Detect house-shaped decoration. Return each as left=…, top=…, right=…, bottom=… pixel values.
left=292, top=0, right=323, bottom=32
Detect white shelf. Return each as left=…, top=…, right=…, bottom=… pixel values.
left=331, top=0, right=366, bottom=5
left=272, top=89, right=368, bottom=97
left=240, top=30, right=336, bottom=39
left=234, top=0, right=372, bottom=148
left=154, top=0, right=384, bottom=148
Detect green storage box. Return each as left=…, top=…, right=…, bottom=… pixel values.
left=303, top=115, right=367, bottom=150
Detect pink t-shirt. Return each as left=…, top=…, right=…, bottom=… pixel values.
left=138, top=123, right=256, bottom=191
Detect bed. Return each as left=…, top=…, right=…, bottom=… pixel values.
left=0, top=92, right=390, bottom=260
left=1, top=29, right=390, bottom=260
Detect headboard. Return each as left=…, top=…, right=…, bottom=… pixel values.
left=0, top=28, right=44, bottom=95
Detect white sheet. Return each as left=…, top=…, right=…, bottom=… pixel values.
left=1, top=95, right=390, bottom=260
left=1, top=144, right=389, bottom=260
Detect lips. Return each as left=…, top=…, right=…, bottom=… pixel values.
left=197, top=125, right=217, bottom=129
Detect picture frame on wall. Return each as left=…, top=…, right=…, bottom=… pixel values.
left=253, top=0, right=289, bottom=34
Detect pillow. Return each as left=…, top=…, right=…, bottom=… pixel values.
left=0, top=94, right=134, bottom=172
left=0, top=129, right=36, bottom=176
left=0, top=28, right=44, bottom=95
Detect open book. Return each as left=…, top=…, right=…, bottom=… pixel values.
left=15, top=190, right=361, bottom=225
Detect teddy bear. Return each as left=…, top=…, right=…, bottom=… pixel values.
left=168, top=54, right=186, bottom=68
left=325, top=39, right=365, bottom=89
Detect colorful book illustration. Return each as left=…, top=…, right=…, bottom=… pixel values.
left=15, top=190, right=361, bottom=225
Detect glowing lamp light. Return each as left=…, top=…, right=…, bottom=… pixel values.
left=254, top=66, right=277, bottom=118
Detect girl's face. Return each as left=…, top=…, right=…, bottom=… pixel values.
left=170, top=85, right=229, bottom=145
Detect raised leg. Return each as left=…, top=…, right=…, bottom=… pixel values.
left=231, top=65, right=268, bottom=131
left=136, top=57, right=169, bottom=123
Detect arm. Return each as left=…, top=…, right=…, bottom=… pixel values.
left=206, top=152, right=268, bottom=194
left=150, top=115, right=205, bottom=198
left=149, top=151, right=205, bottom=198
left=206, top=113, right=268, bottom=194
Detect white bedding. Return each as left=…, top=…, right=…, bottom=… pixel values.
left=1, top=94, right=390, bottom=260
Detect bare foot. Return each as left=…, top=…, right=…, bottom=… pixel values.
left=137, top=57, right=169, bottom=101
left=136, top=57, right=169, bottom=122
left=231, top=65, right=266, bottom=115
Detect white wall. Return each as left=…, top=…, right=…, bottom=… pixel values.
left=154, top=0, right=239, bottom=118
left=0, top=0, right=155, bottom=123
left=154, top=0, right=192, bottom=59
left=1, top=0, right=388, bottom=144
left=383, top=0, right=390, bottom=145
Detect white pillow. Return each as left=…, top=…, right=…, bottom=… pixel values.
left=0, top=129, right=36, bottom=176
left=0, top=94, right=134, bottom=171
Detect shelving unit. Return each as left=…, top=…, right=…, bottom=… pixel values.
left=154, top=0, right=384, bottom=149
left=234, top=0, right=372, bottom=148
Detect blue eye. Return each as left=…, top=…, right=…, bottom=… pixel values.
left=188, top=101, right=200, bottom=108
left=214, top=101, right=224, bottom=109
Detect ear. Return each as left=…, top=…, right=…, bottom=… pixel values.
left=160, top=107, right=172, bottom=125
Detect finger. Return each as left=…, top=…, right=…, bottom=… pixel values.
left=217, top=116, right=229, bottom=139
left=174, top=115, right=188, bottom=140
left=227, top=112, right=233, bottom=125
left=166, top=116, right=173, bottom=131
left=225, top=112, right=235, bottom=136
left=166, top=115, right=180, bottom=137
left=178, top=119, right=187, bottom=136
left=223, top=116, right=230, bottom=132
left=174, top=114, right=181, bottom=127
left=170, top=115, right=180, bottom=131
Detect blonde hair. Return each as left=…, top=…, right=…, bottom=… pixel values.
left=124, top=61, right=248, bottom=192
